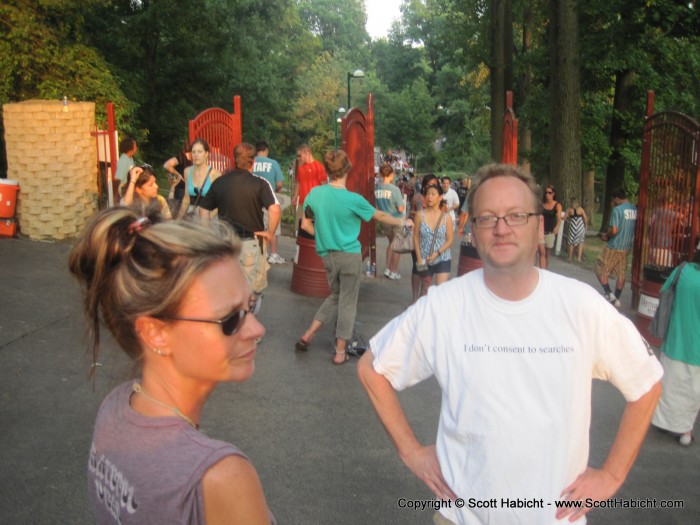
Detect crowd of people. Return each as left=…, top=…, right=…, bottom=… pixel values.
left=73, top=145, right=697, bottom=524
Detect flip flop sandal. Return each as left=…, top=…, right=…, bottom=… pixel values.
left=295, top=338, right=310, bottom=352
left=332, top=350, right=350, bottom=365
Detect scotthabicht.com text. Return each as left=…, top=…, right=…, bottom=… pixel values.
left=397, top=497, right=685, bottom=512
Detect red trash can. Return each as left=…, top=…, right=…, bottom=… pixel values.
left=291, top=236, right=331, bottom=298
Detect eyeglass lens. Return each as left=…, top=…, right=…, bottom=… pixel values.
left=221, top=309, right=248, bottom=336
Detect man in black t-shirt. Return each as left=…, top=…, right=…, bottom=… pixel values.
left=199, top=143, right=281, bottom=299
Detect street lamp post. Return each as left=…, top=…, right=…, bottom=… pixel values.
left=346, top=69, right=365, bottom=110
left=334, top=107, right=346, bottom=149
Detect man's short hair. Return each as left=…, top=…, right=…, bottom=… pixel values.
left=467, top=164, right=543, bottom=217
left=441, top=176, right=451, bottom=183
left=235, top=143, right=256, bottom=170
left=255, top=140, right=268, bottom=153
left=612, top=188, right=626, bottom=200
left=119, top=137, right=136, bottom=155
left=297, top=144, right=311, bottom=155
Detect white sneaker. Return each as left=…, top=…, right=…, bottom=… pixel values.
left=268, top=253, right=285, bottom=264
left=679, top=432, right=693, bottom=446
left=605, top=292, right=620, bottom=307
left=389, top=272, right=401, bottom=280
left=383, top=268, right=392, bottom=278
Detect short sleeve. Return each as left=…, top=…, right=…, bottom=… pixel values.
left=591, top=311, right=663, bottom=402
left=353, top=194, right=377, bottom=222
left=259, top=179, right=278, bottom=209
left=370, top=301, right=435, bottom=391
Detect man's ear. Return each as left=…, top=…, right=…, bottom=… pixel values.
left=134, top=316, right=170, bottom=354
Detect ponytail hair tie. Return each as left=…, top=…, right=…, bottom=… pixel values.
left=128, top=217, right=151, bottom=235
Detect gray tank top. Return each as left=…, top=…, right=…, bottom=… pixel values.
left=87, top=381, right=275, bottom=524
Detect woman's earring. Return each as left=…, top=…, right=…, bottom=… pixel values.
left=151, top=348, right=167, bottom=356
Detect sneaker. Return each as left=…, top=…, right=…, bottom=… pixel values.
left=679, top=432, right=693, bottom=446
left=383, top=268, right=392, bottom=278
left=268, top=253, right=285, bottom=264
left=605, top=292, right=620, bottom=308
left=389, top=272, right=401, bottom=280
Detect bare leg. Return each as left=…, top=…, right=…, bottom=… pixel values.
left=577, top=244, right=583, bottom=262
left=270, top=234, right=279, bottom=256
left=411, top=274, right=420, bottom=303
left=385, top=233, right=394, bottom=274
left=420, top=275, right=433, bottom=297
left=568, top=244, right=573, bottom=262
left=538, top=244, right=547, bottom=269
left=434, top=272, right=449, bottom=286
left=333, top=338, right=348, bottom=364
left=391, top=251, right=401, bottom=273
left=300, top=319, right=322, bottom=344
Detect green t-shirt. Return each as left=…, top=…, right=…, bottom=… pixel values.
left=661, top=263, right=700, bottom=366
left=303, top=185, right=376, bottom=257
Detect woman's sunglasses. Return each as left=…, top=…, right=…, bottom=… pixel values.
left=157, top=295, right=261, bottom=336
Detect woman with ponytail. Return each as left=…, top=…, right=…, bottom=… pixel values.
left=69, top=208, right=275, bottom=524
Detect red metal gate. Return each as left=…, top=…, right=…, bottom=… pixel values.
left=631, top=91, right=700, bottom=343
left=341, top=93, right=376, bottom=265
left=188, top=96, right=242, bottom=173
left=92, top=102, right=118, bottom=208
left=502, top=91, right=518, bottom=165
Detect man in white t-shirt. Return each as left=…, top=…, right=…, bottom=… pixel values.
left=358, top=163, right=662, bottom=525
left=441, top=176, right=460, bottom=229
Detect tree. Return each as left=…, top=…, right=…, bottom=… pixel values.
left=547, top=0, right=582, bottom=205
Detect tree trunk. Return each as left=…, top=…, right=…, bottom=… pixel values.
left=520, top=1, right=534, bottom=173
left=548, top=0, right=581, bottom=207
left=600, top=69, right=636, bottom=233
left=490, top=0, right=505, bottom=162
left=583, top=170, right=595, bottom=229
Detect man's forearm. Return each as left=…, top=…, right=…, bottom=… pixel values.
left=267, top=205, right=281, bottom=237
left=357, top=351, right=422, bottom=460
left=602, top=381, right=661, bottom=484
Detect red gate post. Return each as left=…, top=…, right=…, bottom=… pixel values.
left=106, top=103, right=117, bottom=206
left=502, top=91, right=518, bottom=165
left=341, top=94, right=376, bottom=273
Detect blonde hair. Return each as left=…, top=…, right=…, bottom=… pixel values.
left=467, top=163, right=543, bottom=216
left=68, top=207, right=241, bottom=372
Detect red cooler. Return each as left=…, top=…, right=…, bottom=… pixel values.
left=0, top=179, right=20, bottom=219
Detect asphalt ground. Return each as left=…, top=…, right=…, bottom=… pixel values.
left=1, top=226, right=698, bottom=525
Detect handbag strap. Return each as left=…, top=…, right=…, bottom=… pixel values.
left=669, top=262, right=686, bottom=291
left=426, top=211, right=445, bottom=255
left=191, top=167, right=211, bottom=209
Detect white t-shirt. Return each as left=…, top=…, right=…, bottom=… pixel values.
left=370, top=269, right=662, bottom=525
left=443, top=188, right=460, bottom=225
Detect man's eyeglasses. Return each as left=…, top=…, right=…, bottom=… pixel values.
left=157, top=295, right=260, bottom=336
left=472, top=212, right=540, bottom=229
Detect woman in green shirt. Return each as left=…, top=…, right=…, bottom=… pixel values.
left=652, top=241, right=700, bottom=446
left=295, top=150, right=408, bottom=365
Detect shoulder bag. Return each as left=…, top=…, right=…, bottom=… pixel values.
left=390, top=195, right=413, bottom=254
left=649, top=262, right=686, bottom=340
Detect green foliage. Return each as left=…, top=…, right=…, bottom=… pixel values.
left=3, top=0, right=698, bottom=189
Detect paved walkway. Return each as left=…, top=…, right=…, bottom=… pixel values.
left=0, top=231, right=697, bottom=524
